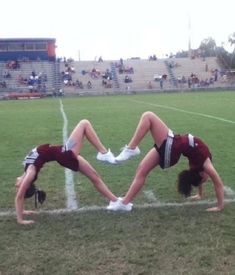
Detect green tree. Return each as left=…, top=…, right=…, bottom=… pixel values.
left=199, top=37, right=217, bottom=57
left=228, top=32, right=235, bottom=68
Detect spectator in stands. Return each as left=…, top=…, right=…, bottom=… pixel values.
left=149, top=54, right=157, bottom=61
left=15, top=119, right=124, bottom=225
left=102, top=79, right=112, bottom=88
left=147, top=81, right=153, bottom=89
left=107, top=111, right=224, bottom=212
left=188, top=77, right=192, bottom=88
left=214, top=69, right=218, bottom=81
left=160, top=78, right=163, bottom=89
left=41, top=84, right=47, bottom=93
left=3, top=71, right=11, bottom=78
left=162, top=74, right=167, bottom=80
left=124, top=75, right=132, bottom=83
left=87, top=80, right=92, bottom=89
left=0, top=81, right=7, bottom=88
left=98, top=56, right=103, bottom=63
left=6, top=60, right=20, bottom=70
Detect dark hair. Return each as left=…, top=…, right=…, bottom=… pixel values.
left=177, top=170, right=202, bottom=197
left=24, top=184, right=46, bottom=208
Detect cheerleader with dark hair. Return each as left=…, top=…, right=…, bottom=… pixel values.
left=15, top=119, right=127, bottom=225
left=107, top=111, right=224, bottom=212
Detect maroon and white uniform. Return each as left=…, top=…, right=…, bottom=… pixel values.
left=154, top=130, right=212, bottom=171
left=23, top=144, right=79, bottom=182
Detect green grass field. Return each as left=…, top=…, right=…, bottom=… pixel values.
left=0, top=91, right=235, bottom=274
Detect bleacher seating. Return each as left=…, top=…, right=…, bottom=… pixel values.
left=168, top=57, right=227, bottom=89
left=0, top=60, right=56, bottom=94
left=0, top=56, right=233, bottom=99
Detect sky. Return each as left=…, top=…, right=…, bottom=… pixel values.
left=1, top=0, right=234, bottom=60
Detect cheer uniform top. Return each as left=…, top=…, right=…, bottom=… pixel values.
left=154, top=130, right=212, bottom=172
left=23, top=144, right=79, bottom=182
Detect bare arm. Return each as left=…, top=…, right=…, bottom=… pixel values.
left=203, top=158, right=224, bottom=211
left=15, top=165, right=36, bottom=224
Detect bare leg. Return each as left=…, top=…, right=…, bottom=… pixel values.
left=128, top=111, right=169, bottom=149
left=122, top=148, right=160, bottom=204
left=78, top=155, right=117, bottom=201
left=68, top=119, right=108, bottom=155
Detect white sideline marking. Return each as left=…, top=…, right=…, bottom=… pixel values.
left=130, top=99, right=235, bottom=125
left=59, top=99, right=78, bottom=210
left=144, top=190, right=158, bottom=202
left=1, top=198, right=235, bottom=217
left=224, top=186, right=235, bottom=197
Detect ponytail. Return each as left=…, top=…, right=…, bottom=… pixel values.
left=25, top=184, right=46, bottom=208
left=177, top=170, right=202, bottom=197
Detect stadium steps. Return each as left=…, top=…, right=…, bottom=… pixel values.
left=110, top=62, right=119, bottom=88
left=164, top=60, right=178, bottom=87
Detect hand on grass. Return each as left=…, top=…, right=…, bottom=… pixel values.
left=23, top=210, right=36, bottom=215
left=17, top=219, right=35, bottom=225
left=188, top=194, right=202, bottom=200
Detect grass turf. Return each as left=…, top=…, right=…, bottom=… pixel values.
left=0, top=90, right=235, bottom=274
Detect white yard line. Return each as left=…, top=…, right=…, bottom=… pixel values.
left=59, top=99, right=78, bottom=210
left=143, top=190, right=158, bottom=202
left=2, top=99, right=234, bottom=218
left=130, top=99, right=235, bottom=125
left=1, top=198, right=235, bottom=217
left=224, top=186, right=235, bottom=197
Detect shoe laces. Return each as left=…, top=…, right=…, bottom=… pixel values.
left=120, top=145, right=128, bottom=151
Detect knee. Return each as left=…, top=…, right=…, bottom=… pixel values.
left=79, top=119, right=91, bottom=127
left=141, top=111, right=155, bottom=120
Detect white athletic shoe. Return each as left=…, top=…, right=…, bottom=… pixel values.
left=96, top=149, right=117, bottom=164
left=115, top=145, right=140, bottom=162
left=106, top=197, right=133, bottom=211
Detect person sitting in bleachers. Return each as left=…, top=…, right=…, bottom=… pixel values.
left=0, top=81, right=7, bottom=88
left=90, top=68, right=100, bottom=78
left=119, top=66, right=134, bottom=74
left=147, top=81, right=153, bottom=89
left=149, top=55, right=157, bottom=61
left=87, top=81, right=92, bottom=89
left=3, top=71, right=11, bottom=78
left=124, top=75, right=132, bottom=83
left=102, top=79, right=112, bottom=88
left=102, top=69, right=112, bottom=80
left=6, top=60, right=20, bottom=70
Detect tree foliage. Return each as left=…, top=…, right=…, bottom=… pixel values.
left=199, top=37, right=217, bottom=57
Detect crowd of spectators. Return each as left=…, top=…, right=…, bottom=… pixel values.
left=1, top=56, right=232, bottom=96
left=115, top=59, right=134, bottom=74
left=61, top=59, right=115, bottom=90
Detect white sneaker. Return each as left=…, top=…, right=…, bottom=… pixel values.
left=97, top=149, right=117, bottom=164
left=106, top=197, right=133, bottom=211
left=106, top=198, right=121, bottom=210
left=115, top=145, right=140, bottom=162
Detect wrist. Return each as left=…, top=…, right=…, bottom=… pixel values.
left=17, top=218, right=23, bottom=224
